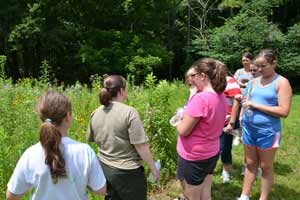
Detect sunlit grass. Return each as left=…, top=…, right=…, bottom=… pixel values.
left=0, top=78, right=299, bottom=200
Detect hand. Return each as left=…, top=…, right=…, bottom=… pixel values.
left=242, top=99, right=253, bottom=108
left=223, top=123, right=233, bottom=134
left=234, top=94, right=243, bottom=101
left=150, top=166, right=160, bottom=181
left=241, top=78, right=249, bottom=84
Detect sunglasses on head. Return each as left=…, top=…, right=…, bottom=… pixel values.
left=189, top=72, right=199, bottom=77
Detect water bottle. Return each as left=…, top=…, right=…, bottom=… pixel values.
left=242, top=98, right=253, bottom=117
left=169, top=108, right=184, bottom=126
left=148, top=160, right=161, bottom=183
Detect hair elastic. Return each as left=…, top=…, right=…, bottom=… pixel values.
left=45, top=118, right=52, bottom=123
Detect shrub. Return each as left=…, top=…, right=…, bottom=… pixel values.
left=279, top=23, right=300, bottom=79
left=192, top=12, right=284, bottom=71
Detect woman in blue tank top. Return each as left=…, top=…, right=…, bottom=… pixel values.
left=237, top=49, right=292, bottom=200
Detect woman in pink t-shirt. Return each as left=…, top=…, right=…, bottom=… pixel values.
left=176, top=58, right=228, bottom=200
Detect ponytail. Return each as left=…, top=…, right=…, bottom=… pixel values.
left=37, top=91, right=71, bottom=184
left=192, top=58, right=227, bottom=93
left=39, top=121, right=66, bottom=183
left=211, top=60, right=227, bottom=93
left=99, top=88, right=111, bottom=107
left=99, top=75, right=126, bottom=107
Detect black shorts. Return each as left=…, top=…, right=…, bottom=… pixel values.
left=177, top=153, right=219, bottom=185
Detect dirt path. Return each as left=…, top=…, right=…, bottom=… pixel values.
left=149, top=179, right=183, bottom=200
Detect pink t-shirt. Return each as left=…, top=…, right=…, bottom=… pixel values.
left=177, top=91, right=227, bottom=161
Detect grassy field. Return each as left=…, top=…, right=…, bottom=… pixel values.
left=0, top=78, right=299, bottom=200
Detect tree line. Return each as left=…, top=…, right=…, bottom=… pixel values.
left=0, top=0, right=299, bottom=85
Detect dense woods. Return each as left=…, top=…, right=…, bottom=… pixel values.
left=0, top=0, right=299, bottom=85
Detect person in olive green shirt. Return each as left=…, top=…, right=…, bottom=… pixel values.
left=87, top=75, right=160, bottom=200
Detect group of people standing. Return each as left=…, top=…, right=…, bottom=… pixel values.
left=175, top=49, right=292, bottom=200
left=6, top=49, right=292, bottom=200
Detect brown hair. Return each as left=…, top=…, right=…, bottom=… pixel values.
left=256, top=49, right=277, bottom=64
left=192, top=58, right=227, bottom=93
left=99, top=75, right=126, bottom=106
left=215, top=60, right=233, bottom=77
left=242, top=52, right=254, bottom=60
left=37, top=91, right=71, bottom=183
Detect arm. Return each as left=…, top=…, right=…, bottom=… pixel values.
left=6, top=191, right=22, bottom=200
left=93, top=186, right=107, bottom=196
left=134, top=143, right=160, bottom=181
left=234, top=69, right=249, bottom=88
left=224, top=98, right=240, bottom=133
left=176, top=115, right=199, bottom=136
left=245, top=78, right=292, bottom=118
left=238, top=80, right=248, bottom=88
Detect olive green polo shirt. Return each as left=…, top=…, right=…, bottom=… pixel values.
left=87, top=101, right=148, bottom=170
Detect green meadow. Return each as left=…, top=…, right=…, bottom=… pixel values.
left=0, top=78, right=299, bottom=199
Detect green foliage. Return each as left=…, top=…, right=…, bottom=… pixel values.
left=144, top=72, right=158, bottom=89
left=241, top=0, right=284, bottom=16
left=218, top=0, right=245, bottom=9
left=126, top=55, right=162, bottom=83
left=192, top=12, right=284, bottom=70
left=8, top=3, right=44, bottom=51
left=279, top=23, right=300, bottom=78
left=79, top=31, right=171, bottom=83
left=39, top=60, right=55, bottom=84
left=0, top=55, right=7, bottom=79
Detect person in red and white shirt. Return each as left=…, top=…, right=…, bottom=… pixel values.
left=217, top=61, right=241, bottom=183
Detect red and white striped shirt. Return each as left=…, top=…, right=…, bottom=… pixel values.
left=224, top=76, right=241, bottom=125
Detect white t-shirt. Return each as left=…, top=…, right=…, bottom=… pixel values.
left=7, top=137, right=106, bottom=200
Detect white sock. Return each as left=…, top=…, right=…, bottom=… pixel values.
left=239, top=194, right=249, bottom=200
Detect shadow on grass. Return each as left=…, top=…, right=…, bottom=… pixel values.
left=212, top=181, right=300, bottom=200
left=212, top=182, right=242, bottom=200
left=274, top=161, right=293, bottom=176
left=250, top=183, right=300, bottom=200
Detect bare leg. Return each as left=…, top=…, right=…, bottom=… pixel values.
left=257, top=148, right=276, bottom=200
left=183, top=180, right=202, bottom=200
left=179, top=180, right=187, bottom=199
left=241, top=145, right=259, bottom=196
left=200, top=174, right=213, bottom=200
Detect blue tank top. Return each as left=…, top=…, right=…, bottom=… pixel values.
left=242, top=74, right=281, bottom=133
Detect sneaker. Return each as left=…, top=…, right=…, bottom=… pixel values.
left=222, top=170, right=230, bottom=183
left=233, top=135, right=241, bottom=146
left=235, top=195, right=250, bottom=200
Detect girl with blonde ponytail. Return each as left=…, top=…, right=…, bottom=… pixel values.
left=7, top=91, right=106, bottom=200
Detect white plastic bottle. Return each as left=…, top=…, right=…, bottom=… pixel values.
left=148, top=160, right=161, bottom=183
left=169, top=108, right=184, bottom=126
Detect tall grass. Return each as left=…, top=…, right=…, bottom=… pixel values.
left=0, top=77, right=187, bottom=199
left=0, top=77, right=299, bottom=200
